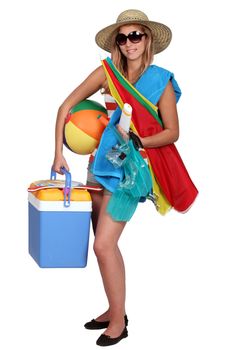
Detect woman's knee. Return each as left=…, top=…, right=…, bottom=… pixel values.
left=93, top=239, right=114, bottom=260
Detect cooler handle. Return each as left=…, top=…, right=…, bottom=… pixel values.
left=50, top=167, right=71, bottom=207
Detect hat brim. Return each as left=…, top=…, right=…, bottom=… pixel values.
left=95, top=20, right=172, bottom=54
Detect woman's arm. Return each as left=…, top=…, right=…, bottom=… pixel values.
left=53, top=65, right=106, bottom=173
left=140, top=81, right=179, bottom=148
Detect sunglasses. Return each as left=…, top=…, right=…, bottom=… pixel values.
left=116, top=31, right=147, bottom=46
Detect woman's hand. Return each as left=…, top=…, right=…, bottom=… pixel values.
left=116, top=125, right=144, bottom=150
left=52, top=154, right=69, bottom=175
left=116, top=124, right=129, bottom=141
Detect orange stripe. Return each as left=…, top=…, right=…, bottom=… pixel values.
left=70, top=110, right=108, bottom=140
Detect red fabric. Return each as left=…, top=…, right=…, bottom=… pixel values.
left=103, top=60, right=198, bottom=212
left=105, top=102, right=118, bottom=110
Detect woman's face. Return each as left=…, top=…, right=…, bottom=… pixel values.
left=117, top=24, right=147, bottom=62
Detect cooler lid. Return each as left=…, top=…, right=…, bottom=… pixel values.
left=28, top=192, right=92, bottom=212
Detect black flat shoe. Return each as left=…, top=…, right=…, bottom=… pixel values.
left=84, top=315, right=128, bottom=330
left=96, top=327, right=128, bottom=346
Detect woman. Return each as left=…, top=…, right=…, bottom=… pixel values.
left=53, top=9, right=180, bottom=347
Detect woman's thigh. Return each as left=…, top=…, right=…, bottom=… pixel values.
left=94, top=195, right=126, bottom=249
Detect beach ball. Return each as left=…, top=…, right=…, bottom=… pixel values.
left=63, top=99, right=108, bottom=155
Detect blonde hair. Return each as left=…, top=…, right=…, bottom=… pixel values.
left=101, top=25, right=154, bottom=94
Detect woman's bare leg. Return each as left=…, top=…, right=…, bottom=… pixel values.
left=93, top=194, right=127, bottom=337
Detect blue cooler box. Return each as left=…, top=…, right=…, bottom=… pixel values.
left=28, top=186, right=92, bottom=268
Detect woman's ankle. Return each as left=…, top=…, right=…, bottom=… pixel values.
left=95, top=309, right=110, bottom=321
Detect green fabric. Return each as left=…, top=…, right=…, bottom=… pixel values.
left=107, top=58, right=163, bottom=127
left=106, top=125, right=152, bottom=221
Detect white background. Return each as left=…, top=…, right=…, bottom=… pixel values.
left=0, top=0, right=232, bottom=349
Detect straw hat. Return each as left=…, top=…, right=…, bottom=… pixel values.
left=95, top=9, right=172, bottom=55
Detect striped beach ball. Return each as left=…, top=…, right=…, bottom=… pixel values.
left=64, top=99, right=108, bottom=155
